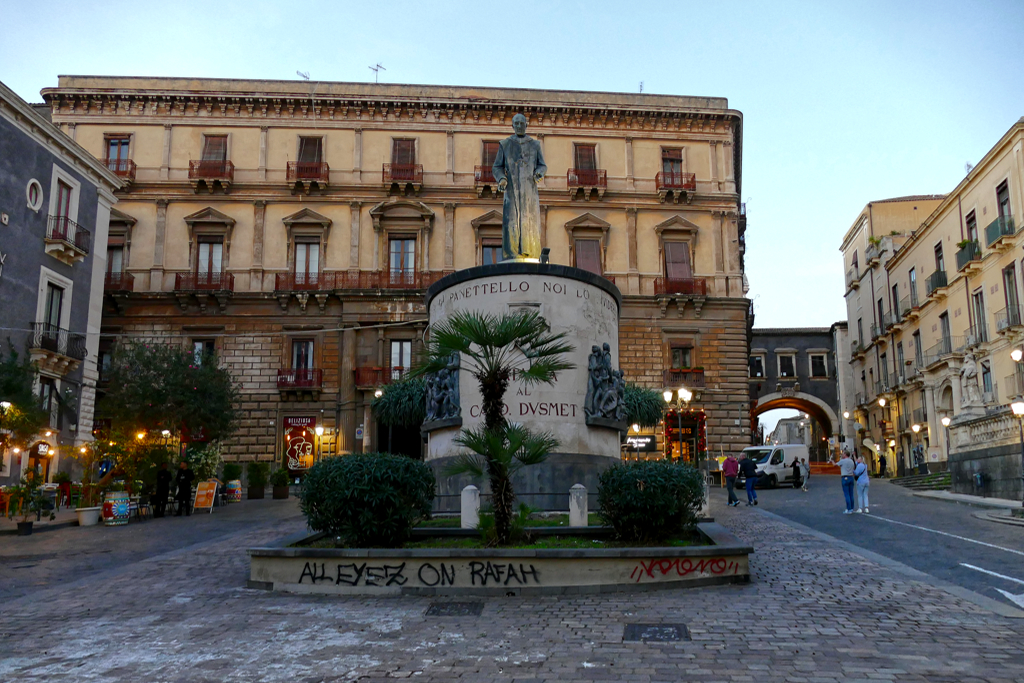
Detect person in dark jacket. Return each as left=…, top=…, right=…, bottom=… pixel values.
left=722, top=453, right=740, bottom=507
left=791, top=457, right=802, bottom=489
left=154, top=462, right=172, bottom=517
left=174, top=461, right=195, bottom=516
left=738, top=453, right=759, bottom=506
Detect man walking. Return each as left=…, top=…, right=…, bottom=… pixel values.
left=722, top=453, right=740, bottom=507
left=799, top=458, right=810, bottom=492
left=739, top=452, right=759, bottom=506
left=879, top=452, right=887, bottom=478
left=154, top=462, right=172, bottom=517
left=838, top=450, right=856, bottom=514
left=174, top=461, right=195, bottom=517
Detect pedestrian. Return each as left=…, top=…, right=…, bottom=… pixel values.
left=799, top=458, right=810, bottom=492
left=154, top=462, right=172, bottom=517
left=174, top=460, right=195, bottom=516
left=738, top=452, right=759, bottom=506
left=791, top=456, right=801, bottom=489
left=855, top=455, right=870, bottom=513
left=879, top=452, right=887, bottom=478
left=838, top=450, right=856, bottom=514
left=722, top=452, right=740, bottom=507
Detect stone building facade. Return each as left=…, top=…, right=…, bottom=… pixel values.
left=41, top=76, right=750, bottom=470
left=0, top=80, right=121, bottom=484
left=839, top=117, right=1024, bottom=495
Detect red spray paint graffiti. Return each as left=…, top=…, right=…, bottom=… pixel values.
left=630, top=557, right=740, bottom=582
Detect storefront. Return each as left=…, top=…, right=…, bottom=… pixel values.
left=283, top=416, right=319, bottom=473
left=663, top=409, right=707, bottom=464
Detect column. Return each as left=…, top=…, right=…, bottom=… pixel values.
left=161, top=124, right=172, bottom=180
left=444, top=203, right=456, bottom=271
left=362, top=403, right=373, bottom=452
left=446, top=130, right=454, bottom=183
left=708, top=141, right=719, bottom=187
left=338, top=328, right=357, bottom=454
left=625, top=136, right=634, bottom=190
left=353, top=128, right=362, bottom=182
left=150, top=199, right=168, bottom=289
left=258, top=126, right=268, bottom=181
left=349, top=201, right=361, bottom=273
left=251, top=200, right=267, bottom=290
left=66, top=123, right=77, bottom=142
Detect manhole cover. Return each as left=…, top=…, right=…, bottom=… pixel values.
left=425, top=602, right=484, bottom=617
left=623, top=623, right=689, bottom=642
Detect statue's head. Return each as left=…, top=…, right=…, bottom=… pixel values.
left=592, top=345, right=600, bottom=354
left=512, top=113, right=528, bottom=136
left=603, top=342, right=611, bottom=352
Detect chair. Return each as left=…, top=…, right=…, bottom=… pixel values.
left=136, top=495, right=153, bottom=521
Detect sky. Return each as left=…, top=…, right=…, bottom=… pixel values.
left=3, top=0, right=1023, bottom=434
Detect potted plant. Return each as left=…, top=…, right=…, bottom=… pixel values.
left=53, top=470, right=72, bottom=508
left=9, top=472, right=53, bottom=535
left=247, top=462, right=269, bottom=499
left=270, top=468, right=291, bottom=499
left=70, top=444, right=104, bottom=526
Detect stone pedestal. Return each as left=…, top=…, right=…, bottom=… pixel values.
left=425, top=262, right=623, bottom=510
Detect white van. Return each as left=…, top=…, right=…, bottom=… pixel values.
left=739, top=444, right=809, bottom=488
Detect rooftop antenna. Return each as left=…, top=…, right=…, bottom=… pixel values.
left=964, top=161, right=974, bottom=175
left=296, top=70, right=310, bottom=80
left=639, top=81, right=644, bottom=93
left=369, top=63, right=386, bottom=83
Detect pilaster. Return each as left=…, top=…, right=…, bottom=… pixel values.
left=258, top=126, right=268, bottom=181
left=446, top=130, right=454, bottom=183
left=150, top=198, right=168, bottom=289
left=251, top=200, right=267, bottom=290
left=161, top=124, right=171, bottom=180
left=349, top=201, right=361, bottom=272
left=444, top=202, right=456, bottom=270
left=625, top=136, right=634, bottom=190
left=353, top=128, right=362, bottom=182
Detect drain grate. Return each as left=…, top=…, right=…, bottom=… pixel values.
left=425, top=601, right=484, bottom=617
left=623, top=623, right=690, bottom=642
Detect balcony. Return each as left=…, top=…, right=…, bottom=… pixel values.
left=655, top=171, right=696, bottom=204
left=996, top=305, right=1023, bottom=333
left=175, top=272, right=235, bottom=291
left=45, top=215, right=90, bottom=264
left=923, top=336, right=967, bottom=367
left=355, top=366, right=408, bottom=389
left=955, top=240, right=982, bottom=273
left=851, top=339, right=865, bottom=358
left=1004, top=365, right=1024, bottom=399
left=912, top=408, right=925, bottom=426
left=897, top=413, right=909, bottom=432
left=910, top=287, right=919, bottom=309
left=286, top=161, right=329, bottom=193
left=845, top=267, right=860, bottom=290
left=277, top=368, right=323, bottom=397
left=653, top=277, right=707, bottom=297
left=29, top=322, right=86, bottom=376
left=898, top=296, right=914, bottom=321
left=870, top=324, right=885, bottom=341
left=663, top=368, right=706, bottom=389
left=188, top=160, right=234, bottom=193
left=875, top=378, right=892, bottom=396
left=383, top=163, right=423, bottom=194
left=925, top=269, right=948, bottom=298
left=105, top=158, right=136, bottom=183
left=567, top=168, right=607, bottom=200
left=967, top=322, right=989, bottom=347
left=275, top=272, right=337, bottom=292
left=984, top=215, right=1016, bottom=250
left=865, top=243, right=881, bottom=266
left=474, top=165, right=500, bottom=197
left=104, top=271, right=135, bottom=292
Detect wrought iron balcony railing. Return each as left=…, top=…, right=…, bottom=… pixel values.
left=383, top=163, right=423, bottom=184
left=984, top=215, right=1016, bottom=247
left=174, top=272, right=235, bottom=291
left=30, top=322, right=87, bottom=361
left=655, top=171, right=696, bottom=191
left=926, top=269, right=948, bottom=295
left=996, top=305, right=1023, bottom=332
left=47, top=215, right=91, bottom=253
left=653, top=277, right=707, bottom=296
left=354, top=366, right=408, bottom=387
left=275, top=272, right=337, bottom=291
left=104, top=271, right=135, bottom=292
left=188, top=160, right=234, bottom=182
left=474, top=165, right=496, bottom=183
left=910, top=287, right=919, bottom=308
left=567, top=168, right=607, bottom=188
left=923, top=336, right=967, bottom=366
left=662, top=368, right=706, bottom=388
left=105, top=158, right=137, bottom=181
left=967, top=322, right=989, bottom=346
left=955, top=240, right=981, bottom=271
left=286, top=161, right=329, bottom=183
left=277, top=368, right=323, bottom=390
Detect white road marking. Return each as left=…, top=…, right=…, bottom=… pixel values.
left=960, top=563, right=1024, bottom=586
left=863, top=514, right=1024, bottom=557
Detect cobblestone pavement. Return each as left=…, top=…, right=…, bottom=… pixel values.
left=3, top=497, right=1024, bottom=682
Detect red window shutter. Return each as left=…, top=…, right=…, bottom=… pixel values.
left=665, top=242, right=692, bottom=280
left=575, top=239, right=602, bottom=275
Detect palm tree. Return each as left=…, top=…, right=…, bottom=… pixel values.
left=417, top=309, right=575, bottom=544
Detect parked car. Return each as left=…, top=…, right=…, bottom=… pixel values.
left=736, top=444, right=809, bottom=488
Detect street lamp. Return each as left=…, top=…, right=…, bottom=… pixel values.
left=1011, top=400, right=1024, bottom=510
left=843, top=411, right=850, bottom=419
left=911, top=424, right=921, bottom=434
left=1012, top=348, right=1023, bottom=363
left=878, top=398, right=886, bottom=407
left=941, top=416, right=951, bottom=427
left=315, top=425, right=325, bottom=462
left=631, top=423, right=640, bottom=460
left=374, top=388, right=383, bottom=398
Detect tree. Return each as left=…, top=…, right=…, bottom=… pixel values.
left=0, top=343, right=49, bottom=450
left=624, top=383, right=665, bottom=428
left=417, top=309, right=574, bottom=544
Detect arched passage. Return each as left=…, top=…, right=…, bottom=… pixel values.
left=751, top=391, right=838, bottom=437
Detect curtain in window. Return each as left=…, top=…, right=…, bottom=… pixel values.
left=197, top=240, right=223, bottom=276
left=482, top=141, right=499, bottom=168
left=392, top=140, right=415, bottom=166
left=298, top=137, right=323, bottom=163
left=664, top=242, right=692, bottom=280
left=574, top=145, right=596, bottom=170
left=574, top=239, right=602, bottom=275
left=201, top=136, right=228, bottom=161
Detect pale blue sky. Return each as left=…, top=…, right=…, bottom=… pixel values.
left=2, top=0, right=1023, bottom=331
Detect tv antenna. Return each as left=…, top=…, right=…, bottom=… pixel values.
left=369, top=63, right=386, bottom=83
left=296, top=70, right=310, bottom=80
left=639, top=81, right=644, bottom=93
left=965, top=161, right=974, bottom=175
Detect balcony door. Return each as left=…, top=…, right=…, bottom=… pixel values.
left=574, top=239, right=602, bottom=275
left=390, top=340, right=412, bottom=381
left=294, top=241, right=320, bottom=286
left=662, top=149, right=682, bottom=175
left=1004, top=265, right=1020, bottom=325
left=201, top=135, right=227, bottom=162
left=107, top=246, right=124, bottom=275
left=388, top=237, right=416, bottom=285
left=392, top=139, right=415, bottom=166
left=54, top=181, right=72, bottom=234
left=966, top=211, right=978, bottom=244
left=196, top=237, right=224, bottom=286
left=972, top=290, right=987, bottom=342
left=42, top=284, right=64, bottom=352
left=297, top=137, right=323, bottom=164
left=664, top=241, right=693, bottom=281
left=482, top=141, right=499, bottom=169
left=997, top=181, right=1011, bottom=218
left=574, top=144, right=596, bottom=171
left=106, top=136, right=130, bottom=170
left=292, top=340, right=314, bottom=370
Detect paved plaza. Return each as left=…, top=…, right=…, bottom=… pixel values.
left=3, top=494, right=1024, bottom=682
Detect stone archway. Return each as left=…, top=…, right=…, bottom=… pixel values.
left=751, top=390, right=839, bottom=437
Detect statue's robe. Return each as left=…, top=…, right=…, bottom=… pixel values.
left=493, top=134, right=546, bottom=260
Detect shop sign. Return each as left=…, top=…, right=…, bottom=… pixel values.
left=284, top=417, right=317, bottom=470
left=624, top=435, right=656, bottom=452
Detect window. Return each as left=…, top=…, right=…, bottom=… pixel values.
left=481, top=240, right=502, bottom=266
left=574, top=238, right=602, bottom=275
left=778, top=354, right=796, bottom=378
left=389, top=237, right=416, bottom=283
left=105, top=135, right=130, bottom=164
left=482, top=141, right=499, bottom=168
left=44, top=283, right=64, bottom=330
left=39, top=377, right=57, bottom=426
left=966, top=211, right=978, bottom=243
left=880, top=353, right=888, bottom=384
left=297, top=137, right=323, bottom=163
left=192, top=339, right=215, bottom=364
left=26, top=178, right=43, bottom=211
left=810, top=354, right=828, bottom=378
left=661, top=148, right=682, bottom=175
left=912, top=331, right=923, bottom=366
left=201, top=135, right=228, bottom=162
left=851, top=251, right=858, bottom=272
left=909, top=267, right=917, bottom=305
left=390, top=340, right=412, bottom=381
left=749, top=355, right=765, bottom=378
left=392, top=139, right=415, bottom=166
left=770, top=450, right=783, bottom=465
left=1004, top=265, right=1020, bottom=324
left=55, top=181, right=72, bottom=221
left=896, top=342, right=905, bottom=374
left=997, top=181, right=1012, bottom=218
left=857, top=318, right=863, bottom=347
left=292, top=340, right=314, bottom=370
left=891, top=284, right=899, bottom=316
left=573, top=144, right=597, bottom=170
left=877, top=298, right=885, bottom=328
left=664, top=242, right=693, bottom=281
left=972, top=290, right=987, bottom=342
left=982, top=362, right=993, bottom=396
left=934, top=243, right=945, bottom=273
left=196, top=237, right=224, bottom=275
left=939, top=312, right=951, bottom=346
left=294, top=240, right=320, bottom=278
left=671, top=347, right=692, bottom=370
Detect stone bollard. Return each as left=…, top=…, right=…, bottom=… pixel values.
left=461, top=485, right=480, bottom=529
left=569, top=484, right=588, bottom=527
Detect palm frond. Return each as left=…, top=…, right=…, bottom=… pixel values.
left=623, top=383, right=666, bottom=428
left=451, top=423, right=559, bottom=476
left=440, top=452, right=488, bottom=479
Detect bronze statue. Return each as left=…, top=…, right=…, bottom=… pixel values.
left=493, top=113, right=546, bottom=261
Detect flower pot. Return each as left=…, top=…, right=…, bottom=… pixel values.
left=272, top=485, right=290, bottom=500
left=16, top=521, right=33, bottom=536
left=76, top=506, right=102, bottom=527
left=247, top=486, right=265, bottom=500
left=225, top=480, right=243, bottom=503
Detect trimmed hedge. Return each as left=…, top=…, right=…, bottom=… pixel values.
left=222, top=463, right=243, bottom=481
left=299, top=453, right=435, bottom=547
left=597, top=460, right=704, bottom=543
left=247, top=462, right=269, bottom=488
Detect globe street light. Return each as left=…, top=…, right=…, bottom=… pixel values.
left=843, top=411, right=850, bottom=419
left=664, top=388, right=693, bottom=463
left=631, top=423, right=640, bottom=460
left=878, top=398, right=886, bottom=407
left=1012, top=348, right=1023, bottom=363
left=1012, top=400, right=1024, bottom=510
left=941, top=416, right=951, bottom=427
left=911, top=424, right=921, bottom=434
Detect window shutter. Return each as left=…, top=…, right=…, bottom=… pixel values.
left=575, top=239, right=602, bottom=275
left=664, top=242, right=692, bottom=280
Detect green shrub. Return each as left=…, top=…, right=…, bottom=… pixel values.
left=477, top=503, right=535, bottom=547
left=247, top=462, right=269, bottom=488
left=269, top=468, right=291, bottom=487
left=299, top=453, right=435, bottom=547
left=52, top=471, right=72, bottom=484
left=597, top=460, right=704, bottom=543
left=222, top=462, right=243, bottom=481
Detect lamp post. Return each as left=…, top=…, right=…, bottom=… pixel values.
left=315, top=425, right=325, bottom=463
left=663, top=387, right=693, bottom=463
left=1012, top=401, right=1024, bottom=510
left=631, top=423, right=640, bottom=460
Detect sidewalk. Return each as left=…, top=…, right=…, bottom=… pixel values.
left=0, top=507, right=80, bottom=534
left=912, top=488, right=1023, bottom=509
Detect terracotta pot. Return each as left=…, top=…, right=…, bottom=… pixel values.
left=272, top=485, right=290, bottom=500
left=16, top=521, right=33, bottom=536
left=76, top=506, right=102, bottom=527
left=247, top=486, right=265, bottom=500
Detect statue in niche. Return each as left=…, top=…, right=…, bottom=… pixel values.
left=493, top=113, right=546, bottom=261
left=585, top=343, right=625, bottom=424
left=425, top=352, right=461, bottom=421
left=959, top=351, right=982, bottom=406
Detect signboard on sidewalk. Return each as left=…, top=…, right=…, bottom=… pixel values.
left=193, top=481, right=218, bottom=513
left=284, top=416, right=317, bottom=470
